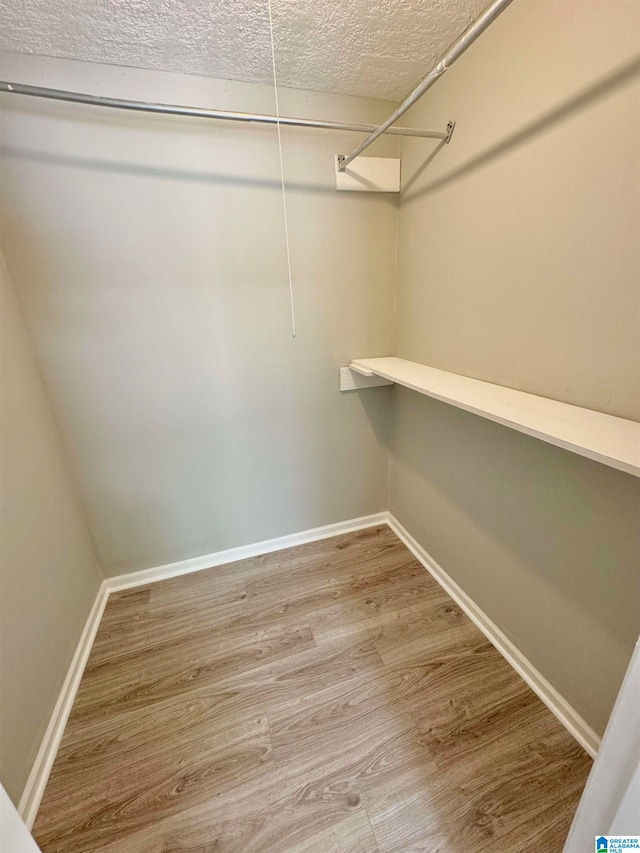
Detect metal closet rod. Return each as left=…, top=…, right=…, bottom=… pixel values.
left=338, top=0, right=515, bottom=171
left=0, top=81, right=449, bottom=140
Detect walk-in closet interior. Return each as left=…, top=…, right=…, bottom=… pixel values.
left=1, top=0, right=639, bottom=850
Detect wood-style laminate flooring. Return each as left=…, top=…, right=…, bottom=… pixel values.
left=34, top=526, right=592, bottom=852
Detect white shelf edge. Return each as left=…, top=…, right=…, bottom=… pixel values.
left=349, top=357, right=640, bottom=478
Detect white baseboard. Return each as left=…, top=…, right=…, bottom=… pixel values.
left=18, top=582, right=110, bottom=828
left=18, top=511, right=389, bottom=827
left=105, top=512, right=389, bottom=593
left=387, top=514, right=601, bottom=758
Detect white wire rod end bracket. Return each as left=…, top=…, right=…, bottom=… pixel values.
left=337, top=120, right=455, bottom=172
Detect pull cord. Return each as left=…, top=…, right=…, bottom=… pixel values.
left=267, top=0, right=297, bottom=338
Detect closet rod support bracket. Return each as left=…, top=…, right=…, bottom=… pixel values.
left=445, top=120, right=456, bottom=143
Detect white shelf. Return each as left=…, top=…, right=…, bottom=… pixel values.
left=349, top=357, right=640, bottom=478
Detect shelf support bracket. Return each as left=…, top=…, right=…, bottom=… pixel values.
left=340, top=366, right=394, bottom=391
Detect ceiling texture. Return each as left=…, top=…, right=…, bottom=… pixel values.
left=0, top=0, right=488, bottom=101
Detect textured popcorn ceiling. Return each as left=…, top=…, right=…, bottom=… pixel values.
left=0, top=0, right=489, bottom=101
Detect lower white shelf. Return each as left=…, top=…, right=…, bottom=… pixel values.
left=349, top=357, right=640, bottom=478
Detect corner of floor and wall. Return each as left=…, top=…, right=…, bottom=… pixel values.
left=1, top=0, right=639, bottom=834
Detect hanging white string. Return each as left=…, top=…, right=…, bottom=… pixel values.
left=267, top=0, right=297, bottom=338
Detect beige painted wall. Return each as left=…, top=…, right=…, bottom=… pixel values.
left=391, top=0, right=640, bottom=734
left=0, top=53, right=396, bottom=576
left=0, top=252, right=101, bottom=804
left=397, top=0, right=639, bottom=419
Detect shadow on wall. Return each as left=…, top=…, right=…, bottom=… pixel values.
left=389, top=389, right=640, bottom=662
left=0, top=134, right=395, bottom=208
left=0, top=144, right=338, bottom=197
left=356, top=385, right=393, bottom=446
left=402, top=56, right=640, bottom=199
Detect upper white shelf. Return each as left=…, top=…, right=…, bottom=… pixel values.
left=349, top=357, right=640, bottom=478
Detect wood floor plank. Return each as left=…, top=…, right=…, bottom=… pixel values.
left=93, top=714, right=430, bottom=853
left=56, top=636, right=382, bottom=783
left=95, top=786, right=370, bottom=853
left=278, top=810, right=381, bottom=853
left=99, top=587, right=151, bottom=622
left=244, top=537, right=425, bottom=602
left=266, top=651, right=463, bottom=749
left=430, top=725, right=591, bottom=851
left=90, top=578, right=247, bottom=669
left=367, top=774, right=451, bottom=853
left=407, top=634, right=551, bottom=767
left=303, top=572, right=440, bottom=643
left=35, top=714, right=273, bottom=853
left=33, top=526, right=591, bottom=853
left=371, top=597, right=477, bottom=665
left=70, top=623, right=316, bottom=725
left=43, top=684, right=271, bottom=797
left=278, top=723, right=436, bottom=821
left=236, top=560, right=435, bottom=639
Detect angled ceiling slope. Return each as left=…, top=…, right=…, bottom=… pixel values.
left=0, top=0, right=488, bottom=101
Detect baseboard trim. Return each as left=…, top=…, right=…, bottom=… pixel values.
left=18, top=581, right=110, bottom=828
left=105, top=512, right=390, bottom=593
left=387, top=514, right=601, bottom=759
